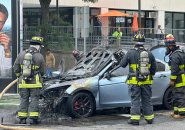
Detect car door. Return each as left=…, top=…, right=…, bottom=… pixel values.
left=151, top=60, right=170, bottom=104
left=150, top=45, right=171, bottom=104
left=99, top=66, right=131, bottom=107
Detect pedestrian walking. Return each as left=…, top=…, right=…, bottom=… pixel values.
left=119, top=32, right=156, bottom=125
left=165, top=34, right=185, bottom=119
left=46, top=48, right=55, bottom=78
left=13, top=36, right=45, bottom=124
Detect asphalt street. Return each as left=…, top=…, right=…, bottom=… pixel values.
left=1, top=94, right=185, bottom=130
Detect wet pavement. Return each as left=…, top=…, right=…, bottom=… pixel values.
left=1, top=94, right=185, bottom=130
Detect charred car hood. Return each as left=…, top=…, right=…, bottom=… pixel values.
left=44, top=80, right=72, bottom=90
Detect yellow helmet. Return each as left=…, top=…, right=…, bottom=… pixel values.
left=166, top=34, right=174, bottom=39
left=133, top=32, right=145, bottom=44
left=30, top=36, right=44, bottom=47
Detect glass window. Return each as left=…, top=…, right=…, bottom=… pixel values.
left=156, top=61, right=165, bottom=72
left=165, top=12, right=173, bottom=34
left=111, top=66, right=129, bottom=77
left=23, top=8, right=41, bottom=26
left=173, top=13, right=185, bottom=42
left=173, top=13, right=184, bottom=29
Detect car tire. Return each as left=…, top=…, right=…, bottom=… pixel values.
left=67, top=92, right=95, bottom=118
left=163, top=87, right=173, bottom=110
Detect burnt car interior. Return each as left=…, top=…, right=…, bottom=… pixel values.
left=60, top=47, right=125, bottom=82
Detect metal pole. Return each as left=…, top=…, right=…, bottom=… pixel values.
left=83, top=7, right=86, bottom=54
left=56, top=0, right=59, bottom=18
left=75, top=7, right=78, bottom=50
left=138, top=0, right=141, bottom=29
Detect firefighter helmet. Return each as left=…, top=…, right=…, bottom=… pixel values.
left=72, top=50, right=80, bottom=58
left=30, top=36, right=44, bottom=47
left=133, top=32, right=145, bottom=44
left=165, top=34, right=176, bottom=46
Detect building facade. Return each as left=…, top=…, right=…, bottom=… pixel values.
left=23, top=0, right=185, bottom=41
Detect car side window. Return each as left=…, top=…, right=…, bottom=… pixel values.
left=111, top=66, right=129, bottom=77
left=156, top=61, right=165, bottom=72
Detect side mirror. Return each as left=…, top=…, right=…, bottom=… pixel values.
left=42, top=75, right=47, bottom=79
left=104, top=72, right=111, bottom=80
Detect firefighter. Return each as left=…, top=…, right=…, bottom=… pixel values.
left=165, top=34, right=185, bottom=119
left=72, top=49, right=83, bottom=61
left=119, top=32, right=156, bottom=125
left=13, top=36, right=45, bottom=124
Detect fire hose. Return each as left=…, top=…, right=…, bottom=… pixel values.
left=0, top=79, right=48, bottom=130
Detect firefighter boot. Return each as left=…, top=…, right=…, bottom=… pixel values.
left=170, top=111, right=178, bottom=117
left=19, top=118, right=26, bottom=124
left=30, top=119, right=39, bottom=124
left=145, top=119, right=153, bottom=124
left=127, top=119, right=139, bottom=125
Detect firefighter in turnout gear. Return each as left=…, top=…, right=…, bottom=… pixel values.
left=165, top=34, right=185, bottom=119
left=13, top=36, right=45, bottom=124
left=119, top=32, right=156, bottom=125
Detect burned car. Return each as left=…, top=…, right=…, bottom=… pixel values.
left=40, top=46, right=173, bottom=118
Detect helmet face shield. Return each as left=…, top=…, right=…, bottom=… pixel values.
left=165, top=40, right=176, bottom=46
left=165, top=34, right=176, bottom=46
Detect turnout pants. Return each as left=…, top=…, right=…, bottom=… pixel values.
left=173, top=86, right=185, bottom=115
left=128, top=84, right=154, bottom=121
left=18, top=88, right=40, bottom=119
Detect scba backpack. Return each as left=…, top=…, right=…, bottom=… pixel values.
left=136, top=48, right=150, bottom=81
left=22, top=50, right=35, bottom=80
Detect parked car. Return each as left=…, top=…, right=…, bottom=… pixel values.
left=40, top=46, right=173, bottom=118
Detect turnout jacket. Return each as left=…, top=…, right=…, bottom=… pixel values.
left=13, top=47, right=45, bottom=88
left=169, top=47, right=185, bottom=87
left=119, top=46, right=156, bottom=85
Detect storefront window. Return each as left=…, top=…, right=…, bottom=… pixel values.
left=23, top=8, right=41, bottom=26
left=165, top=13, right=172, bottom=34
left=165, top=12, right=185, bottom=42
left=173, top=13, right=184, bottom=42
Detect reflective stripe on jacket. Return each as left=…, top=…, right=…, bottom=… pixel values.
left=19, top=74, right=42, bottom=88
left=169, top=48, right=185, bottom=88
left=119, top=46, right=156, bottom=85
left=13, top=47, right=45, bottom=88
left=127, top=63, right=153, bottom=85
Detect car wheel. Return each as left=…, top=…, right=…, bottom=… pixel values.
left=67, top=92, right=95, bottom=118
left=163, top=87, right=173, bottom=110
